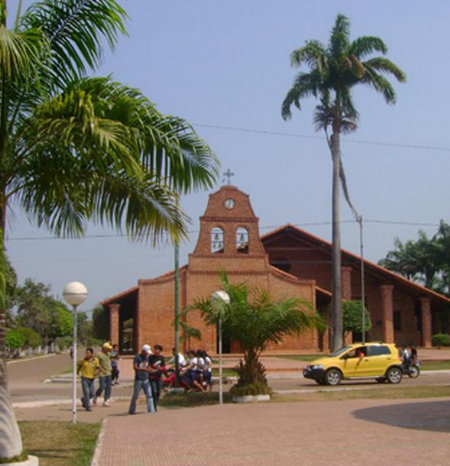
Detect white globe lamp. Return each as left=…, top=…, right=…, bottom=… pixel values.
left=63, top=281, right=88, bottom=424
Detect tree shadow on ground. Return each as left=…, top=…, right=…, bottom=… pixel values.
left=353, top=400, right=450, bottom=433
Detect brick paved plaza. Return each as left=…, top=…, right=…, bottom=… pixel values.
left=93, top=398, right=450, bottom=466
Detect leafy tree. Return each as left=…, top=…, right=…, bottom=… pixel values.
left=282, top=14, right=406, bottom=350
left=186, top=273, right=323, bottom=394
left=14, top=278, right=62, bottom=345
left=92, top=306, right=109, bottom=341
left=15, top=327, right=41, bottom=348
left=379, top=221, right=450, bottom=296
left=342, top=300, right=371, bottom=338
left=55, top=305, right=73, bottom=338
left=0, top=0, right=218, bottom=458
left=77, top=311, right=95, bottom=346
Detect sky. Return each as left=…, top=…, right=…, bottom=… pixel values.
left=6, top=0, right=450, bottom=312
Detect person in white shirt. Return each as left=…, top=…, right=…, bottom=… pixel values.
left=181, top=350, right=205, bottom=392
left=169, top=347, right=186, bottom=369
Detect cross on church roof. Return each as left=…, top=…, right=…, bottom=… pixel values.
left=223, top=168, right=235, bottom=185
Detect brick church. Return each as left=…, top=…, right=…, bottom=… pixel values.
left=102, top=184, right=450, bottom=354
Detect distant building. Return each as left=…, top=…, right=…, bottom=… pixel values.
left=102, top=185, right=450, bottom=353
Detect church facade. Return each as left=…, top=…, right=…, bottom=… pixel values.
left=102, top=185, right=450, bottom=354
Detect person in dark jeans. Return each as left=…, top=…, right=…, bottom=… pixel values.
left=77, top=348, right=99, bottom=411
left=110, top=344, right=120, bottom=385
left=128, top=344, right=155, bottom=415
left=148, top=345, right=166, bottom=410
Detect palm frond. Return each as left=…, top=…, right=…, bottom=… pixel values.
left=290, top=40, right=327, bottom=72
left=362, top=66, right=397, bottom=103
left=329, top=14, right=350, bottom=58
left=10, top=77, right=217, bottom=242
left=0, top=25, right=42, bottom=82
left=349, top=36, right=387, bottom=59
left=20, top=0, right=127, bottom=88
left=281, top=70, right=323, bottom=119
left=363, top=57, right=407, bottom=82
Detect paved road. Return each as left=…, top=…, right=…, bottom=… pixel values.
left=8, top=353, right=450, bottom=404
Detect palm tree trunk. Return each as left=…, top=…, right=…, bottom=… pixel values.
left=330, top=130, right=343, bottom=351
left=0, top=207, right=23, bottom=460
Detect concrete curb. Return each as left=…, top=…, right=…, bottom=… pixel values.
left=13, top=396, right=131, bottom=409
left=90, top=417, right=108, bottom=466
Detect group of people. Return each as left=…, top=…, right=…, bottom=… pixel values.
left=76, top=342, right=120, bottom=412
left=177, top=349, right=213, bottom=393
left=78, top=343, right=214, bottom=414
left=129, top=346, right=213, bottom=414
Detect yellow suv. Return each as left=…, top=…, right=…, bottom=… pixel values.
left=303, top=342, right=403, bottom=386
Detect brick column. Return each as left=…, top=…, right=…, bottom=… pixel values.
left=380, top=284, right=394, bottom=343
left=109, top=304, right=120, bottom=346
left=342, top=266, right=352, bottom=300
left=420, top=297, right=432, bottom=348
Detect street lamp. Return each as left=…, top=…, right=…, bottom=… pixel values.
left=211, top=290, right=230, bottom=405
left=63, top=281, right=88, bottom=424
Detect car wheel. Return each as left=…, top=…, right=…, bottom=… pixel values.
left=325, top=369, right=342, bottom=386
left=375, top=377, right=386, bottom=383
left=386, top=367, right=403, bottom=384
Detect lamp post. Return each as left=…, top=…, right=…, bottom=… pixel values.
left=211, top=290, right=230, bottom=405
left=63, top=281, right=88, bottom=424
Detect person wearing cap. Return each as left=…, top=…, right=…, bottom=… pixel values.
left=128, top=344, right=156, bottom=415
left=94, top=342, right=113, bottom=407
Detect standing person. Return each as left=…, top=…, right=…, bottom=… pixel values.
left=110, top=344, right=120, bottom=385
left=94, top=342, right=113, bottom=407
left=77, top=348, right=99, bottom=412
left=129, top=344, right=155, bottom=415
left=148, top=344, right=166, bottom=410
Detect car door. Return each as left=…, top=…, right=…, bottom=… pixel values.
left=365, top=345, right=392, bottom=375
left=340, top=346, right=371, bottom=377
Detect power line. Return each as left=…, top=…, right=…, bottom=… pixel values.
left=5, top=218, right=441, bottom=242
left=194, top=122, right=450, bottom=153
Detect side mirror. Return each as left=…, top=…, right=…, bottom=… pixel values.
left=341, top=354, right=349, bottom=360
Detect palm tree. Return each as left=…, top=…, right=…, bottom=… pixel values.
left=187, top=273, right=323, bottom=394
left=0, top=0, right=218, bottom=460
left=282, top=14, right=406, bottom=351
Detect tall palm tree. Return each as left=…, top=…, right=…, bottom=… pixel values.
left=282, top=14, right=406, bottom=351
left=0, top=0, right=218, bottom=460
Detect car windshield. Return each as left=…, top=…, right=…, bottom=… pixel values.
left=329, top=346, right=351, bottom=357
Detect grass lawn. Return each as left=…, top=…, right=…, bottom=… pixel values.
left=275, top=354, right=323, bottom=362
left=421, top=360, right=450, bottom=370
left=160, top=391, right=232, bottom=408
left=272, top=384, right=450, bottom=403
left=19, top=421, right=101, bottom=466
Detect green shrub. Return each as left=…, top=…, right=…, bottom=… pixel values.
left=229, top=382, right=272, bottom=397
left=6, top=329, right=26, bottom=349
left=431, top=333, right=450, bottom=347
